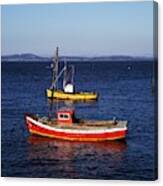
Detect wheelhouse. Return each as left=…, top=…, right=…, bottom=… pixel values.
left=57, top=108, right=75, bottom=125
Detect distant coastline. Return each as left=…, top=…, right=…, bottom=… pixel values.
left=1, top=53, right=154, bottom=62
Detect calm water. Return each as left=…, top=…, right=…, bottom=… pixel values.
left=1, top=61, right=157, bottom=180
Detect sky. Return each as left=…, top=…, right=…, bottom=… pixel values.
left=1, top=1, right=154, bottom=57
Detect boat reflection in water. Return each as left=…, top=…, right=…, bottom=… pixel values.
left=27, top=135, right=127, bottom=179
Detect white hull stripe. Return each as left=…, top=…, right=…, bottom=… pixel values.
left=26, top=116, right=127, bottom=134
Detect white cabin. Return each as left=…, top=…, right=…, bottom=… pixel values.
left=64, top=83, right=74, bottom=93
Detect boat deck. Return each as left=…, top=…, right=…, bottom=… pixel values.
left=37, top=117, right=127, bottom=130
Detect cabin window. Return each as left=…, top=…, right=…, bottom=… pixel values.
left=58, top=113, right=70, bottom=120
left=63, top=114, right=69, bottom=119
left=60, top=114, right=64, bottom=118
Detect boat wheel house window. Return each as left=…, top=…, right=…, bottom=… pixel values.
left=58, top=113, right=70, bottom=120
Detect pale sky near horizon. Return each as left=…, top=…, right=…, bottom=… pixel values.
left=1, top=1, right=154, bottom=57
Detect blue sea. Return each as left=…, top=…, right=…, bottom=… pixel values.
left=1, top=61, right=157, bottom=180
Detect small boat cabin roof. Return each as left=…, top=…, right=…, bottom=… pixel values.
left=57, top=107, right=75, bottom=115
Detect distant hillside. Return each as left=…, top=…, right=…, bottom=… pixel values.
left=1, top=53, right=153, bottom=62
left=1, top=54, right=50, bottom=62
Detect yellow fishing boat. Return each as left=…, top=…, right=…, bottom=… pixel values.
left=46, top=47, right=98, bottom=100
left=46, top=89, right=97, bottom=100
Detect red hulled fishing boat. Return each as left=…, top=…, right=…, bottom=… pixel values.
left=25, top=108, right=128, bottom=142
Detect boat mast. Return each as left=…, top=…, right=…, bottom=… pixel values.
left=51, top=47, right=59, bottom=89
left=71, top=65, right=75, bottom=85
left=48, top=47, right=59, bottom=119
left=63, top=60, right=67, bottom=89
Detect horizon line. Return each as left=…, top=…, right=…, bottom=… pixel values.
left=1, top=53, right=154, bottom=58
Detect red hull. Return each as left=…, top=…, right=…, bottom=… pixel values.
left=26, top=116, right=127, bottom=141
